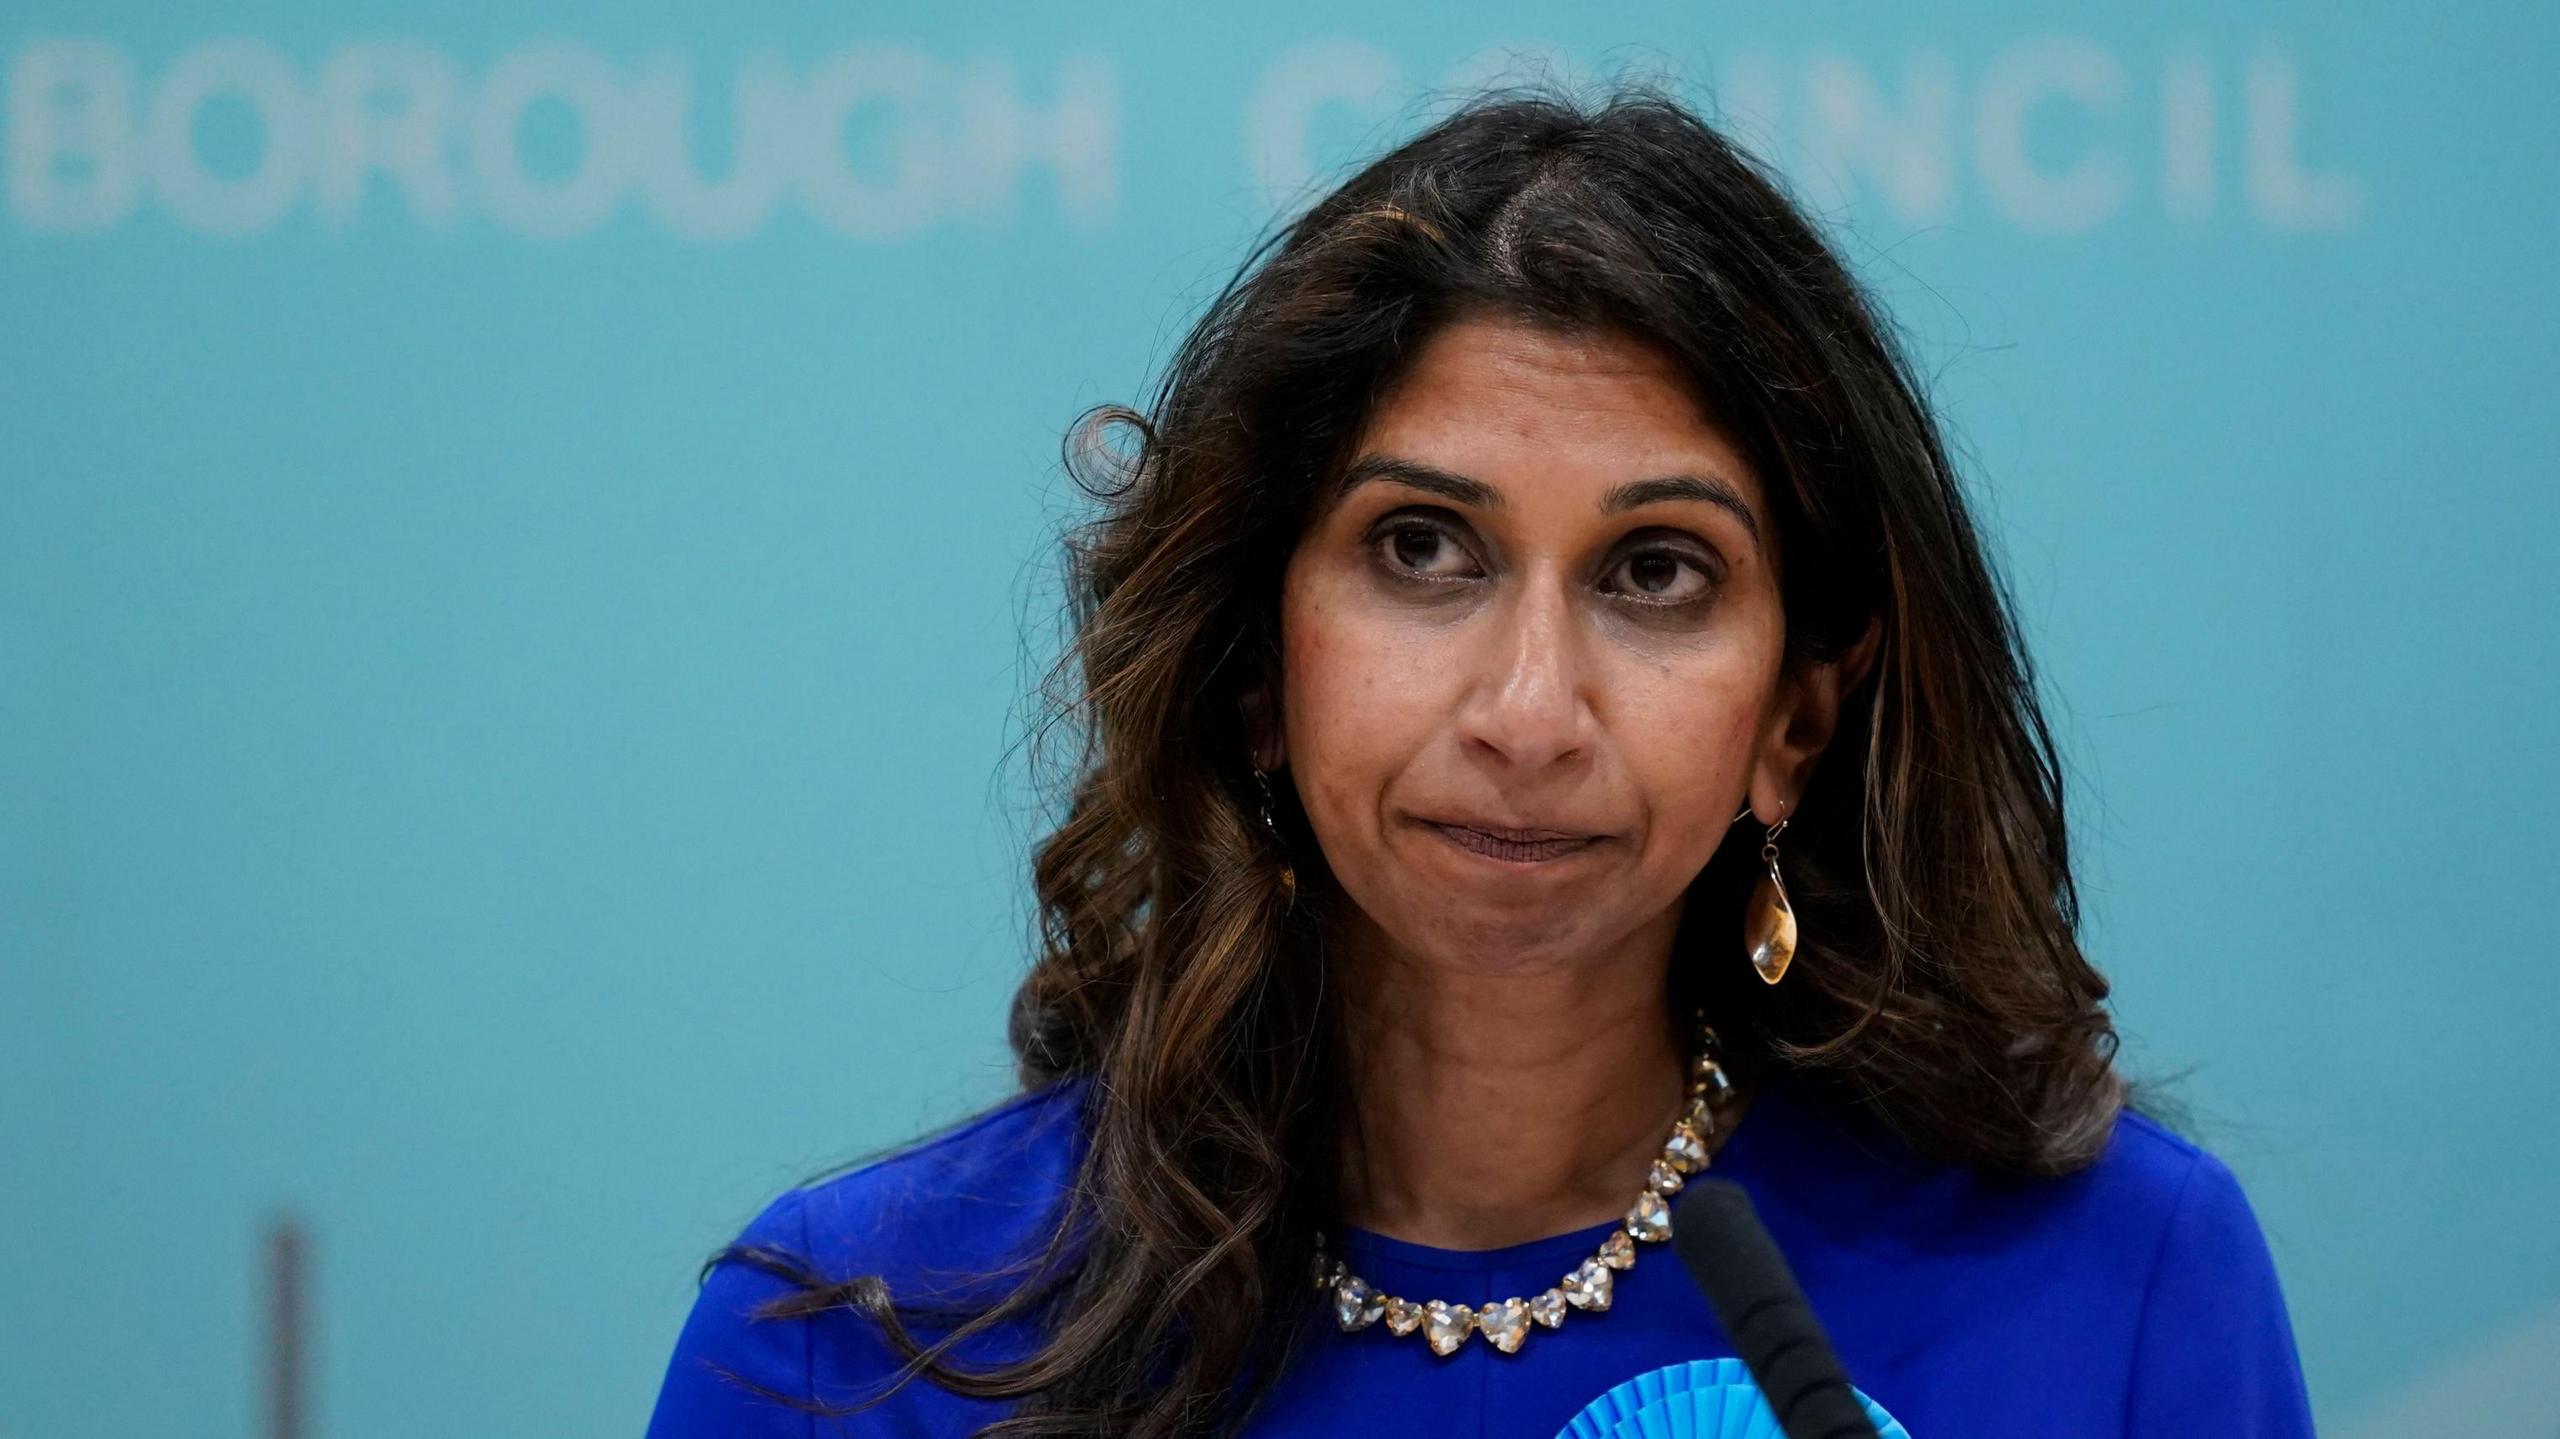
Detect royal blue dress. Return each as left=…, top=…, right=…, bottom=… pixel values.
left=645, top=1067, right=2317, bottom=1437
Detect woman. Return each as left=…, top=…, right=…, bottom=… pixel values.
left=645, top=84, right=2316, bottom=1438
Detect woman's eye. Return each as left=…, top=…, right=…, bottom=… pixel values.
left=1606, top=548, right=1717, bottom=607
left=1374, top=520, right=1478, bottom=580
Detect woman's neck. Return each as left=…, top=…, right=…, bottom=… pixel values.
left=1329, top=905, right=1700, bottom=1252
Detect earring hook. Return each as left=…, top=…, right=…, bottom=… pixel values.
left=1731, top=797, right=1792, bottom=829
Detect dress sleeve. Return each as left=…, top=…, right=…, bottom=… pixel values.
left=2122, top=1149, right=2319, bottom=1437
left=644, top=1187, right=815, bottom=1439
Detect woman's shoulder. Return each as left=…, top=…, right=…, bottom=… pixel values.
left=2045, top=1097, right=2280, bottom=1280
left=1753, top=1070, right=2290, bottom=1311
left=745, top=1069, right=1096, bottom=1291
left=1760, top=1066, right=2243, bottom=1241
left=1763, top=1075, right=2314, bottom=1432
left=2059, top=1103, right=2314, bottom=1430
left=2070, top=1098, right=2242, bottom=1233
left=645, top=1073, right=1097, bottom=1438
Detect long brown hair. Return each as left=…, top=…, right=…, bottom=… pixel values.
left=710, top=79, right=2150, bottom=1437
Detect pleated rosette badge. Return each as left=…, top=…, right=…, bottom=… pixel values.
left=1553, top=1358, right=1911, bottom=1439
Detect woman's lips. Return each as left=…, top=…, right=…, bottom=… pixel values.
left=1425, top=820, right=1604, bottom=864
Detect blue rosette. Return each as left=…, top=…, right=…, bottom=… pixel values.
left=1553, top=1358, right=1911, bottom=1439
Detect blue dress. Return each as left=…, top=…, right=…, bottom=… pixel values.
left=645, top=1067, right=2317, bottom=1437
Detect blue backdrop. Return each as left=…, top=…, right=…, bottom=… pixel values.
left=5, top=5, right=2555, bottom=1436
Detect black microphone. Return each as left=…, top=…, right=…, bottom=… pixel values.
left=1669, top=1177, right=1881, bottom=1439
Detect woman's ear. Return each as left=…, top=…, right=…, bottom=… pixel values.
left=1748, top=612, right=1883, bottom=818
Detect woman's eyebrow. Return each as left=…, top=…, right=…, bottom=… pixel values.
left=1333, top=454, right=1761, bottom=547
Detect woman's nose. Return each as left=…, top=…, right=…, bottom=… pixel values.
left=1452, top=573, right=1594, bottom=772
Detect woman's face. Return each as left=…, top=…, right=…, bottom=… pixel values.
left=1269, top=314, right=1838, bottom=974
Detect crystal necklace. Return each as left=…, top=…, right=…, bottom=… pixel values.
left=1309, top=1007, right=1738, bottom=1356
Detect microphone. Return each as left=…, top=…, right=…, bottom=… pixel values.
left=1669, top=1177, right=1881, bottom=1439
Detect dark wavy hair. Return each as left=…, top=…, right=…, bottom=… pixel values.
left=700, top=78, right=2163, bottom=1438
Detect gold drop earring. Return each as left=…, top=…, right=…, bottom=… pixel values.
left=1731, top=799, right=1796, bottom=985
left=1255, top=765, right=1297, bottom=908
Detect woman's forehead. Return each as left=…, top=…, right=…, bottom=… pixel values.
left=1341, top=318, right=1767, bottom=533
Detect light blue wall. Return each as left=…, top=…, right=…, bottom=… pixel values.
left=5, top=4, right=2554, bottom=1436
